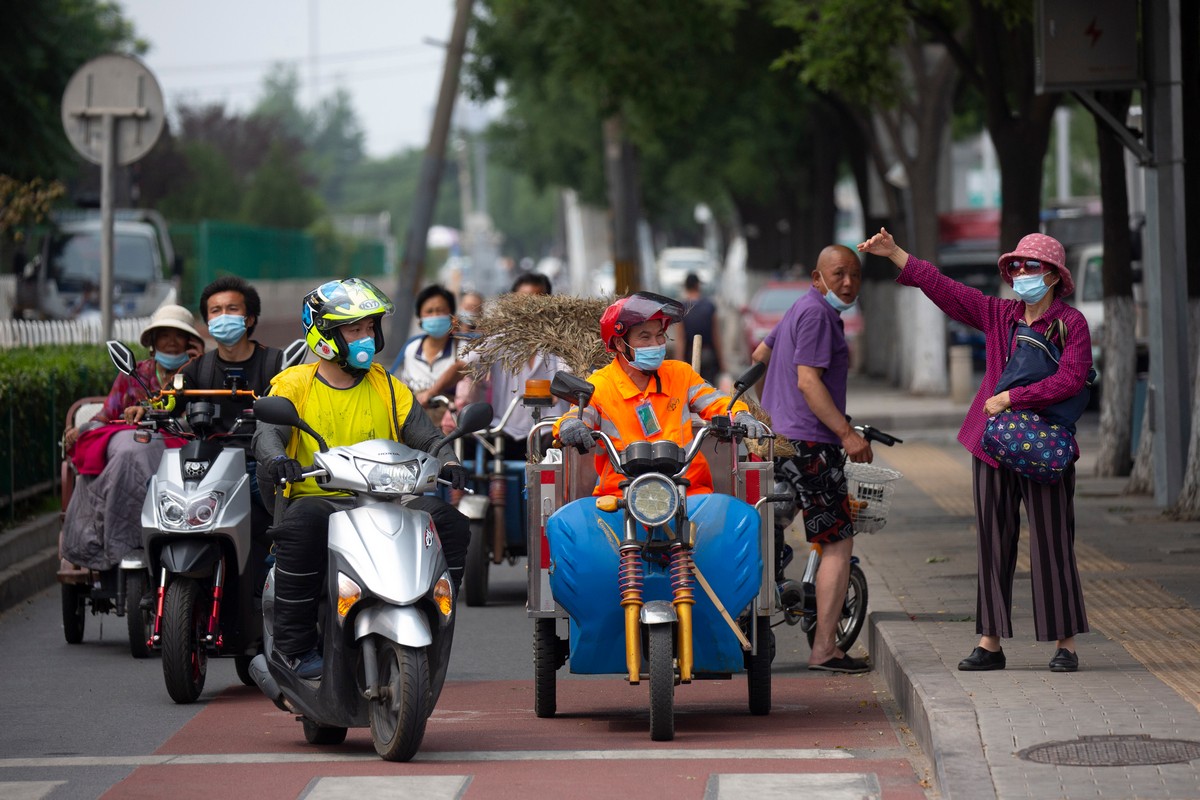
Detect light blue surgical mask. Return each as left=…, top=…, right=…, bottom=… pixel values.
left=1012, top=274, right=1053, bottom=304
left=345, top=336, right=376, bottom=369
left=154, top=350, right=189, bottom=371
left=457, top=311, right=479, bottom=328
left=629, top=343, right=667, bottom=372
left=420, top=315, right=452, bottom=338
left=207, top=314, right=247, bottom=346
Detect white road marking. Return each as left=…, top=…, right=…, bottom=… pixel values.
left=0, top=748, right=853, bottom=769
left=0, top=782, right=66, bottom=800
left=707, top=773, right=882, bottom=800
left=303, top=776, right=470, bottom=800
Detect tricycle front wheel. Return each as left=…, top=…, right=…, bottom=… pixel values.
left=648, top=623, right=675, bottom=741
left=533, top=617, right=559, bottom=718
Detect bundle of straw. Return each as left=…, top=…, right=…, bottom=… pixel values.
left=461, top=293, right=612, bottom=380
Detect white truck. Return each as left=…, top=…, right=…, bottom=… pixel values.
left=14, top=209, right=178, bottom=320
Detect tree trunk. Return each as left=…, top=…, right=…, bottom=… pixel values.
left=1092, top=89, right=1136, bottom=477
left=1096, top=297, right=1136, bottom=476
left=1126, top=410, right=1154, bottom=495
left=1174, top=298, right=1200, bottom=516
left=602, top=114, right=642, bottom=294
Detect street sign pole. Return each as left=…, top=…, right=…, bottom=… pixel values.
left=100, top=113, right=116, bottom=339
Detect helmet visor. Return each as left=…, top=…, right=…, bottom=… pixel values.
left=619, top=292, right=684, bottom=328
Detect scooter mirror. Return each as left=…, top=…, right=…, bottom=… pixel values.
left=107, top=340, right=138, bottom=377
left=550, top=371, right=594, bottom=408
left=456, top=402, right=494, bottom=436
left=255, top=396, right=330, bottom=452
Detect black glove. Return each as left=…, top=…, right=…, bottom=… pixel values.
left=266, top=454, right=304, bottom=484
left=440, top=462, right=470, bottom=490
left=557, top=417, right=594, bottom=449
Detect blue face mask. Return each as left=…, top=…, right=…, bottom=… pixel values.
left=345, top=336, right=376, bottom=369
left=819, top=277, right=857, bottom=313
left=1012, top=274, right=1053, bottom=304
left=207, top=314, right=247, bottom=346
left=629, top=343, right=667, bottom=372
left=154, top=350, right=189, bottom=371
left=420, top=315, right=452, bottom=338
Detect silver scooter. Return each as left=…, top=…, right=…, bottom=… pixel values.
left=248, top=395, right=492, bottom=762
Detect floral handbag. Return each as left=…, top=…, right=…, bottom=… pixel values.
left=981, top=409, right=1079, bottom=484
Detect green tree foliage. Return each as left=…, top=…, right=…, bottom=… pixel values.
left=240, top=142, right=321, bottom=229
left=0, top=0, right=143, bottom=180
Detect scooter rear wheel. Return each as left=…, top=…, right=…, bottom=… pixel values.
left=369, top=637, right=431, bottom=762
left=805, top=563, right=868, bottom=654
left=125, top=571, right=151, bottom=659
left=463, top=518, right=490, bottom=607
left=61, top=584, right=86, bottom=645
left=648, top=624, right=675, bottom=742
left=162, top=578, right=208, bottom=704
left=302, top=717, right=348, bottom=745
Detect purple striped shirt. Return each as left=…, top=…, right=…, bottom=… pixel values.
left=897, top=256, right=1093, bottom=465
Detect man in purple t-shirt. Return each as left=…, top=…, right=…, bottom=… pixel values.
left=752, top=244, right=873, bottom=674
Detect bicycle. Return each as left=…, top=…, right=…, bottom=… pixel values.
left=775, top=423, right=904, bottom=653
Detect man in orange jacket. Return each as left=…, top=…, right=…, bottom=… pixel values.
left=554, top=291, right=767, bottom=496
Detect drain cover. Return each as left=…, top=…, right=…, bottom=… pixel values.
left=1018, top=735, right=1200, bottom=766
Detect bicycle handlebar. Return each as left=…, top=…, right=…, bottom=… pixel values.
left=853, top=424, right=903, bottom=447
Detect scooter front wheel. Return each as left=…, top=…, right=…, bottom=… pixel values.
left=125, top=571, right=151, bottom=659
left=368, top=637, right=431, bottom=762
left=162, top=578, right=208, bottom=704
left=463, top=518, right=490, bottom=607
left=648, top=624, right=675, bottom=742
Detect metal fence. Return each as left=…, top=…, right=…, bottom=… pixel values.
left=0, top=316, right=150, bottom=349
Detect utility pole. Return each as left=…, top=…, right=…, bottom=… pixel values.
left=390, top=0, right=473, bottom=356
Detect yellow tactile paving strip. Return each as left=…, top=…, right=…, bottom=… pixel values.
left=874, top=442, right=975, bottom=517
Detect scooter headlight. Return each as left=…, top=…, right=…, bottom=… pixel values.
left=355, top=458, right=420, bottom=494
left=336, top=572, right=362, bottom=623
left=625, top=474, right=679, bottom=528
left=158, top=490, right=223, bottom=531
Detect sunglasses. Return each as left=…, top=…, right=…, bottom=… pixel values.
left=1003, top=259, right=1053, bottom=277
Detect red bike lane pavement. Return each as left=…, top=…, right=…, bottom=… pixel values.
left=103, top=675, right=933, bottom=799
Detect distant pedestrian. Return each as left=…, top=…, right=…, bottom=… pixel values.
left=672, top=273, right=724, bottom=385
left=859, top=227, right=1091, bottom=674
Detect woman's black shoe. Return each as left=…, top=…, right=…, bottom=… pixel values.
left=1049, top=648, right=1079, bottom=672
left=957, top=646, right=1005, bottom=671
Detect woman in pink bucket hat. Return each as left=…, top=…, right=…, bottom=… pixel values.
left=858, top=227, right=1092, bottom=674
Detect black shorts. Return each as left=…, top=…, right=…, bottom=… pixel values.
left=776, top=440, right=855, bottom=545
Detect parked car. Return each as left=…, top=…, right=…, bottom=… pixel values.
left=656, top=247, right=719, bottom=296
left=742, top=280, right=862, bottom=358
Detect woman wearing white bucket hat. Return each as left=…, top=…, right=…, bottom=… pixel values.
left=60, top=305, right=205, bottom=572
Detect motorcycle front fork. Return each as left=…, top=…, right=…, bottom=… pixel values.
left=618, top=541, right=696, bottom=685
left=147, top=560, right=226, bottom=650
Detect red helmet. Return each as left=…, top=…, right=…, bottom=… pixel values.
left=599, top=291, right=684, bottom=352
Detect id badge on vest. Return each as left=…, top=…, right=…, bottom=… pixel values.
left=635, top=399, right=662, bottom=438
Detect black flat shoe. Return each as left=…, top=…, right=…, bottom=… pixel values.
left=1049, top=648, right=1079, bottom=672
left=958, top=646, right=1005, bottom=671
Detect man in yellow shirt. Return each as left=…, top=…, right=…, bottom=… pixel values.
left=253, top=278, right=470, bottom=680
left=553, top=291, right=766, bottom=496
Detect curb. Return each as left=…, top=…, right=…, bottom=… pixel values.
left=859, top=554, right=996, bottom=800
left=0, top=512, right=60, bottom=614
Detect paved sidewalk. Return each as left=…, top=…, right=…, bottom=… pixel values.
left=842, top=374, right=1200, bottom=799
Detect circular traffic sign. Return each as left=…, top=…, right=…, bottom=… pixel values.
left=60, top=53, right=165, bottom=166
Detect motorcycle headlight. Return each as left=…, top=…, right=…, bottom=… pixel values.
left=355, top=458, right=420, bottom=494
left=336, top=572, right=362, bottom=623
left=626, top=474, right=680, bottom=528
left=158, top=490, right=223, bottom=531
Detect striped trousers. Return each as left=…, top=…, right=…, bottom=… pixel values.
left=971, top=458, right=1089, bottom=641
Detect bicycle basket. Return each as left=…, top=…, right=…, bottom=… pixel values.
left=845, top=463, right=902, bottom=534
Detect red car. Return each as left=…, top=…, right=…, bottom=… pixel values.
left=742, top=280, right=862, bottom=356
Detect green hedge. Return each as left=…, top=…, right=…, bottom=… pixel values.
left=0, top=344, right=136, bottom=521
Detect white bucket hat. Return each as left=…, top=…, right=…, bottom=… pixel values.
left=140, top=304, right=204, bottom=348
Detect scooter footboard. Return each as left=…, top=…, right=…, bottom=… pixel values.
left=546, top=494, right=762, bottom=675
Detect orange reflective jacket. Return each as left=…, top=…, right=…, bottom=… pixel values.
left=553, top=359, right=747, bottom=497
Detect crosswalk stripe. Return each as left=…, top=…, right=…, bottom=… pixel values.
left=708, top=773, right=882, bottom=799
left=0, top=782, right=66, bottom=800
left=306, top=776, right=471, bottom=800
left=0, top=748, right=854, bottom=769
